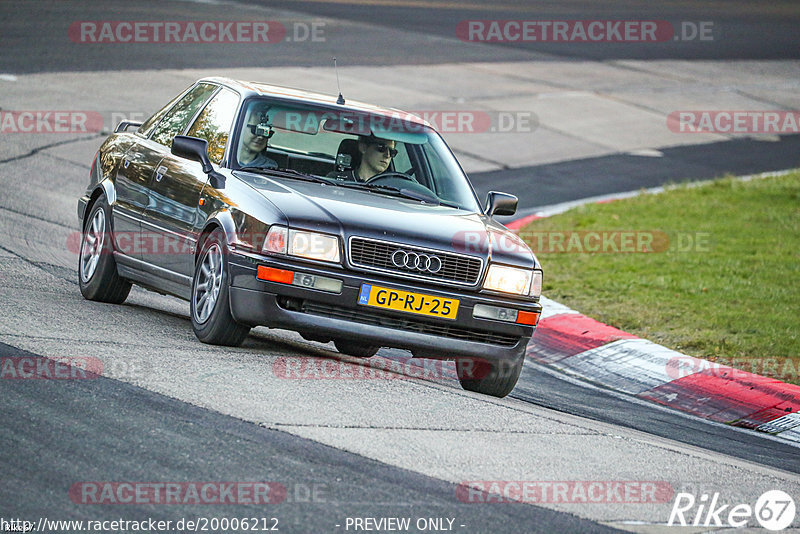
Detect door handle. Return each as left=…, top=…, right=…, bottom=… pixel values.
left=155, top=165, right=168, bottom=182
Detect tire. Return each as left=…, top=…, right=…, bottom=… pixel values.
left=456, top=356, right=523, bottom=398
left=190, top=228, right=250, bottom=346
left=334, top=339, right=379, bottom=358
left=78, top=196, right=132, bottom=304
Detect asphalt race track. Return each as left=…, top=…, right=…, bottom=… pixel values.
left=1, top=1, right=799, bottom=532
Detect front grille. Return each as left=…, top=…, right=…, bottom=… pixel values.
left=298, top=301, right=520, bottom=347
left=349, top=237, right=483, bottom=286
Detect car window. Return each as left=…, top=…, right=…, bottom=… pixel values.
left=150, top=83, right=218, bottom=148
left=185, top=88, right=239, bottom=164
left=137, top=87, right=188, bottom=139
left=232, top=99, right=482, bottom=212
left=392, top=142, right=411, bottom=173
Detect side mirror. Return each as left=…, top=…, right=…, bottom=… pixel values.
left=172, top=135, right=226, bottom=189
left=485, top=191, right=518, bottom=217
left=114, top=120, right=144, bottom=133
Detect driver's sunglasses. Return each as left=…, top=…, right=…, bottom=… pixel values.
left=247, top=123, right=274, bottom=139
left=371, top=143, right=398, bottom=157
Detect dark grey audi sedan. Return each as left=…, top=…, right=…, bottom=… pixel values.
left=78, top=77, right=543, bottom=397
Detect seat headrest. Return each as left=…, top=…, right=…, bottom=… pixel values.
left=336, top=138, right=361, bottom=170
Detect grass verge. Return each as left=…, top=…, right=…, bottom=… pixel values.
left=519, top=171, right=800, bottom=384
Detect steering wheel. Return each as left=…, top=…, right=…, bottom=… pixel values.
left=365, top=171, right=416, bottom=184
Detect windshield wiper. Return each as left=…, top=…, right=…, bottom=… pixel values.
left=236, top=167, right=333, bottom=185
left=337, top=182, right=457, bottom=207
left=237, top=167, right=460, bottom=207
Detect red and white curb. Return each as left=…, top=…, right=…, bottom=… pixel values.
left=527, top=299, right=800, bottom=443
left=513, top=170, right=800, bottom=443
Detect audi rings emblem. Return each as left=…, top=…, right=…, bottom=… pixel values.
left=391, top=250, right=443, bottom=273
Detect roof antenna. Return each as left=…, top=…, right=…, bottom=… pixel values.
left=333, top=57, right=345, bottom=105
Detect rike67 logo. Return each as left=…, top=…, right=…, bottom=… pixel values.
left=669, top=490, right=796, bottom=531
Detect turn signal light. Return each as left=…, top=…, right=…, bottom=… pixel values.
left=257, top=266, right=294, bottom=284
left=516, top=310, right=540, bottom=326
left=257, top=266, right=343, bottom=293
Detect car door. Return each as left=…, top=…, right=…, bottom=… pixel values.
left=142, top=87, right=240, bottom=277
left=111, top=83, right=218, bottom=262
left=111, top=140, right=165, bottom=260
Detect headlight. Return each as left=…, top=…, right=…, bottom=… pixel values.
left=483, top=264, right=532, bottom=296
left=289, top=229, right=340, bottom=263
left=289, top=230, right=339, bottom=263
left=262, top=226, right=341, bottom=263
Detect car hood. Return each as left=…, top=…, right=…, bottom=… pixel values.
left=236, top=173, right=538, bottom=269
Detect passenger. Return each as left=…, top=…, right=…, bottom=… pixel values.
left=335, top=135, right=397, bottom=182
left=238, top=107, right=279, bottom=169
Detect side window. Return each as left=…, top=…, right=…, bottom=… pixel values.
left=392, top=143, right=412, bottom=174
left=185, top=88, right=239, bottom=164
left=150, top=84, right=218, bottom=148
left=137, top=88, right=186, bottom=139
left=421, top=143, right=449, bottom=195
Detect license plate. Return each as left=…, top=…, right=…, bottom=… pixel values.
left=358, top=284, right=459, bottom=320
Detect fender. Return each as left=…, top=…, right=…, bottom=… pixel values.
left=98, top=178, right=117, bottom=206
left=79, top=148, right=117, bottom=224
left=198, top=208, right=238, bottom=248
left=79, top=178, right=117, bottom=225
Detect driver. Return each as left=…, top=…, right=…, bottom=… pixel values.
left=238, top=105, right=279, bottom=170
left=335, top=135, right=397, bottom=182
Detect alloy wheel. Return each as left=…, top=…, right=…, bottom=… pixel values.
left=80, top=208, right=105, bottom=283
left=193, top=243, right=223, bottom=323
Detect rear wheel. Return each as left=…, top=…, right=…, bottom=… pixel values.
left=78, top=196, right=132, bottom=304
left=456, top=356, right=523, bottom=398
left=191, top=228, right=250, bottom=346
left=334, top=339, right=379, bottom=358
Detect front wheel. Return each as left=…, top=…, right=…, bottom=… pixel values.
left=456, top=356, right=523, bottom=398
left=190, top=228, right=250, bottom=346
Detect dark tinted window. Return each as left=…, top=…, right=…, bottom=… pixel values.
left=150, top=83, right=218, bottom=148
left=185, top=88, right=239, bottom=164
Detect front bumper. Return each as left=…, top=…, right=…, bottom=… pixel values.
left=227, top=251, right=541, bottom=365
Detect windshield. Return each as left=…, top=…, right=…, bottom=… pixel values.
left=232, top=98, right=482, bottom=212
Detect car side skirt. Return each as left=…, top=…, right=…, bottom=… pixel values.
left=115, top=252, right=192, bottom=300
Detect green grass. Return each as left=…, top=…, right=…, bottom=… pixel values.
left=519, top=171, right=800, bottom=384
